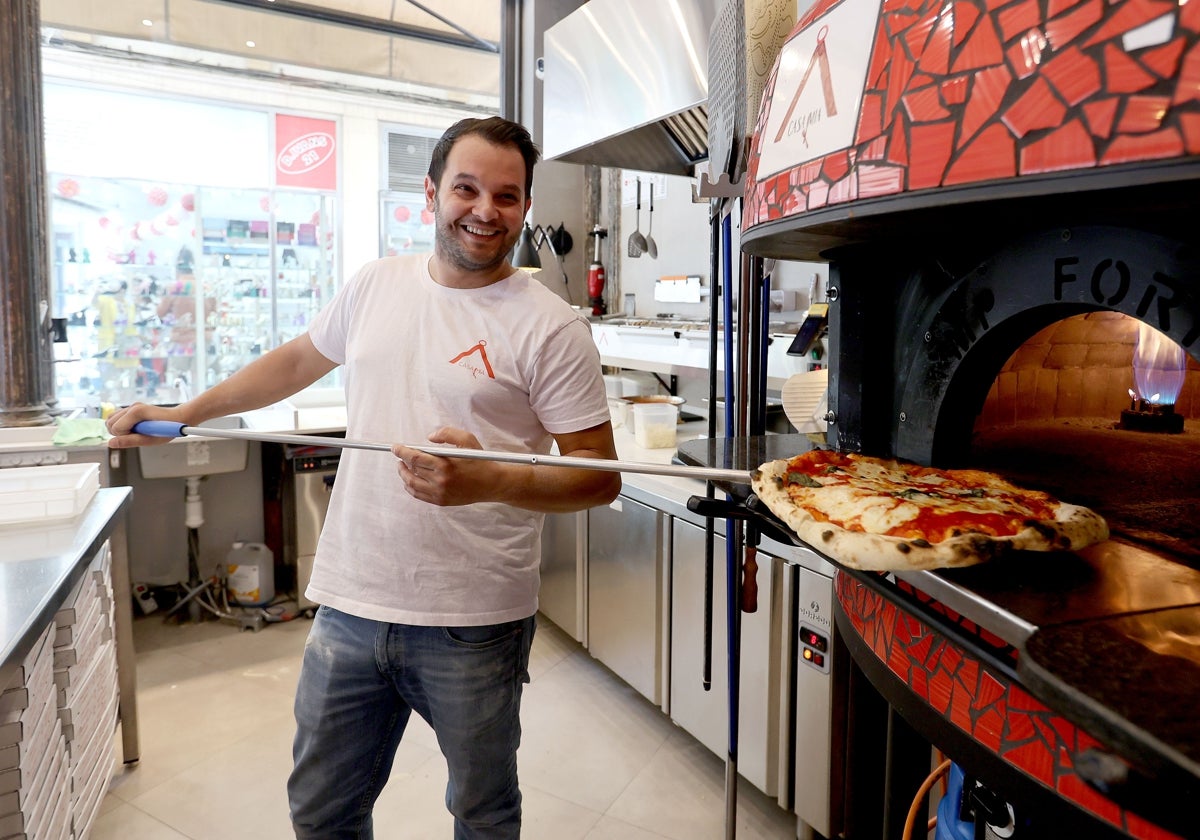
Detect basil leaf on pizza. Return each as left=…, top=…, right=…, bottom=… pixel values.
left=751, top=450, right=1109, bottom=571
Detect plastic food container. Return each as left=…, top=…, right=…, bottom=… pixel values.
left=608, top=397, right=631, bottom=429
left=633, top=403, right=678, bottom=449
left=0, top=463, right=100, bottom=525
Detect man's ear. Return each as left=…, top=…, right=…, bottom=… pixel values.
left=424, top=175, right=437, bottom=210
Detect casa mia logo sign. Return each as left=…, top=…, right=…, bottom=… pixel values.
left=756, top=0, right=881, bottom=179
left=277, top=132, right=335, bottom=175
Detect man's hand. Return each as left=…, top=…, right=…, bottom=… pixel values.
left=392, top=427, right=494, bottom=506
left=392, top=421, right=620, bottom=512
left=105, top=403, right=189, bottom=449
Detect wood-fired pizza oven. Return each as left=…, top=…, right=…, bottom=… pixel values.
left=823, top=220, right=1199, bottom=565
left=727, top=0, right=1200, bottom=835
left=813, top=215, right=1200, bottom=839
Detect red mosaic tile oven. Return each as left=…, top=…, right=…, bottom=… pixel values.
left=735, top=0, right=1200, bottom=836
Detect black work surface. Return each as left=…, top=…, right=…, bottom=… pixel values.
left=1020, top=605, right=1200, bottom=810
left=675, top=433, right=818, bottom=499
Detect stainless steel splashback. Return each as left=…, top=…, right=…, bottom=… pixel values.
left=542, top=0, right=720, bottom=175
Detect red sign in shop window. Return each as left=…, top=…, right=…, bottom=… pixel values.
left=274, top=113, right=337, bottom=190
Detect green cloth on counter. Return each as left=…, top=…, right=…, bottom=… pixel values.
left=53, top=418, right=110, bottom=445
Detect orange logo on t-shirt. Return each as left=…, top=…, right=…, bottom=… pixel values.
left=449, top=340, right=495, bottom=379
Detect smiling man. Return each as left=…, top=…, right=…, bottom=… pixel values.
left=105, top=116, right=620, bottom=839
left=425, top=126, right=532, bottom=282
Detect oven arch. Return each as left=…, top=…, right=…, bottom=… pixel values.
left=892, top=225, right=1199, bottom=466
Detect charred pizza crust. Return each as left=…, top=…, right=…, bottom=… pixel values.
left=751, top=457, right=1109, bottom=571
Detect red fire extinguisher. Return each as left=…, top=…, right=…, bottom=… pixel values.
left=587, top=225, right=607, bottom=316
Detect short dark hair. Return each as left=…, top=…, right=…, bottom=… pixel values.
left=427, top=116, right=541, bottom=199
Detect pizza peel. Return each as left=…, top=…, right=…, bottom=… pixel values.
left=129, top=421, right=753, bottom=485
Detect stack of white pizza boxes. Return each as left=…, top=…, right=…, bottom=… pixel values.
left=0, top=623, right=73, bottom=840
left=53, top=543, right=119, bottom=839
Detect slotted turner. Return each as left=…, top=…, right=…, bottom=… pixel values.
left=628, top=178, right=646, bottom=257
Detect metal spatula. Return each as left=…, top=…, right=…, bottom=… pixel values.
left=628, top=178, right=646, bottom=257
left=645, top=183, right=658, bottom=259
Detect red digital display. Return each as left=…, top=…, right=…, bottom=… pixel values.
left=800, top=626, right=828, bottom=652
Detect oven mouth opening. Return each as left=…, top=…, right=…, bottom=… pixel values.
left=971, top=418, right=1200, bottom=565
left=966, top=313, right=1199, bottom=567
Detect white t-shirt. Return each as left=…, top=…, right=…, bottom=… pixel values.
left=304, top=254, right=610, bottom=625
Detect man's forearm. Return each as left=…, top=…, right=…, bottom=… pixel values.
left=496, top=453, right=622, bottom=513
left=176, top=334, right=336, bottom=424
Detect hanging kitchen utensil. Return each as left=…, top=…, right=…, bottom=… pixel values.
left=645, top=183, right=658, bottom=259
left=627, top=178, right=647, bottom=258
left=129, top=421, right=752, bottom=484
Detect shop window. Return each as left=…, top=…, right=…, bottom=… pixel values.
left=49, top=175, right=338, bottom=410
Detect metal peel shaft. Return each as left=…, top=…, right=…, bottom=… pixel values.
left=130, top=421, right=751, bottom=485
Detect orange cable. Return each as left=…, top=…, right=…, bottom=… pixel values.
left=902, top=758, right=953, bottom=840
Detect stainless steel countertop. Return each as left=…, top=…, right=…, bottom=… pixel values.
left=0, top=487, right=132, bottom=692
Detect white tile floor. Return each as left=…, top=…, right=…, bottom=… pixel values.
left=93, top=613, right=800, bottom=839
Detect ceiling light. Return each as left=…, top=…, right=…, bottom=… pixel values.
left=246, top=40, right=256, bottom=48
left=141, top=19, right=153, bottom=27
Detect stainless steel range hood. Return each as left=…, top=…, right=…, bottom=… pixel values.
left=541, top=0, right=720, bottom=176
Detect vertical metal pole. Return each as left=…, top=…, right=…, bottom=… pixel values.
left=703, top=208, right=721, bottom=692
left=0, top=0, right=52, bottom=427
left=109, top=502, right=141, bottom=763
left=753, top=256, right=770, bottom=436
left=725, top=517, right=743, bottom=840
left=722, top=207, right=743, bottom=840
left=499, top=0, right=521, bottom=122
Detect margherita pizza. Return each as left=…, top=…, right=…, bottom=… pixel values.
left=751, top=450, right=1109, bottom=571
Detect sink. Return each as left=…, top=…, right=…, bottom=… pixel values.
left=137, top=415, right=249, bottom=479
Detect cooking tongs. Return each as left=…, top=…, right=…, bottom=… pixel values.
left=130, top=421, right=753, bottom=485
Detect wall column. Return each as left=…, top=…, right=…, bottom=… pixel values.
left=0, top=0, right=52, bottom=427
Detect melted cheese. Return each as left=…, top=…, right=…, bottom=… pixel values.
left=785, top=451, right=1054, bottom=539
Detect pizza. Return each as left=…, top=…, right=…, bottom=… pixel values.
left=751, top=449, right=1109, bottom=571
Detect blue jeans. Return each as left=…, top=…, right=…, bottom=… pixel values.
left=288, top=606, right=536, bottom=839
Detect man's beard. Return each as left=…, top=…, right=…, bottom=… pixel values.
left=432, top=197, right=519, bottom=274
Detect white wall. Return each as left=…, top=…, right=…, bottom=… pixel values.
left=528, top=159, right=589, bottom=306
left=614, top=170, right=829, bottom=324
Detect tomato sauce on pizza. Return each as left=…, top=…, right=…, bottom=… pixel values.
left=780, top=449, right=1058, bottom=543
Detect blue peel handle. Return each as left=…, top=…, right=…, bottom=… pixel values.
left=132, top=420, right=187, bottom=438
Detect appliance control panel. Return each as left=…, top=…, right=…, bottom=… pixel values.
left=292, top=453, right=340, bottom=473
left=796, top=566, right=833, bottom=674
left=799, top=625, right=830, bottom=671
